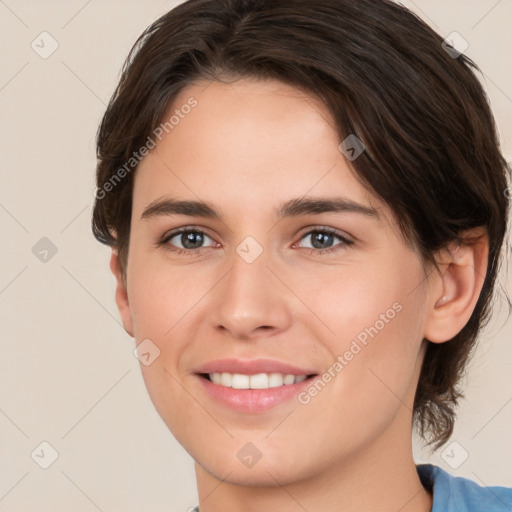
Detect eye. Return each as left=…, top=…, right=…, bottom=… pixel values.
left=158, top=226, right=353, bottom=256
left=159, top=228, right=217, bottom=253
left=296, top=227, right=353, bottom=254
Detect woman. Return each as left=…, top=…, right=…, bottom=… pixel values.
left=92, top=0, right=512, bottom=510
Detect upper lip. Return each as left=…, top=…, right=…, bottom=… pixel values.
left=194, top=358, right=318, bottom=376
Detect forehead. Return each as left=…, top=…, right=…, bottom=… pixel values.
left=132, top=78, right=387, bottom=220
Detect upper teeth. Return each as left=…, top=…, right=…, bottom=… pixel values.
left=209, top=372, right=308, bottom=389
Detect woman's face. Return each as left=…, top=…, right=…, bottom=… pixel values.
left=118, top=78, right=434, bottom=485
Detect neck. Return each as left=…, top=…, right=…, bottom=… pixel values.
left=194, top=412, right=433, bottom=512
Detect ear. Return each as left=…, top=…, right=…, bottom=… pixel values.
left=424, top=227, right=489, bottom=343
left=110, top=248, right=134, bottom=337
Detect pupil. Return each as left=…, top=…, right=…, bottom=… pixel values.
left=182, top=232, right=203, bottom=249
left=312, top=232, right=333, bottom=249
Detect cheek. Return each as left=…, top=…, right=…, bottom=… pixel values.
left=126, top=256, right=204, bottom=341
left=294, top=260, right=406, bottom=342
left=298, top=256, right=427, bottom=409
left=125, top=261, right=199, bottom=437
left=125, top=252, right=211, bottom=395
left=291, top=307, right=424, bottom=465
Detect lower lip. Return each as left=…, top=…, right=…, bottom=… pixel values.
left=196, top=375, right=316, bottom=413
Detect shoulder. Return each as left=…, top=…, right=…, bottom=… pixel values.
left=416, top=463, right=512, bottom=512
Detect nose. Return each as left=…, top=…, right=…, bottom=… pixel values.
left=208, top=246, right=293, bottom=341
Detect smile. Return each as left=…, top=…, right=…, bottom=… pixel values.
left=196, top=372, right=318, bottom=413
left=206, top=372, right=309, bottom=389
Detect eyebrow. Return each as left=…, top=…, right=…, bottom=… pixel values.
left=140, top=196, right=379, bottom=221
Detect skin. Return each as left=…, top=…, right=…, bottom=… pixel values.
left=110, top=78, right=489, bottom=511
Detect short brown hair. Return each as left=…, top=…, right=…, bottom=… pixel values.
left=92, top=0, right=510, bottom=449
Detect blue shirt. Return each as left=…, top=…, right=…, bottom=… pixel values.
left=192, top=464, right=512, bottom=511
left=417, top=463, right=512, bottom=511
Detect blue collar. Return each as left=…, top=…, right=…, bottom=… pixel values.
left=416, top=463, right=512, bottom=512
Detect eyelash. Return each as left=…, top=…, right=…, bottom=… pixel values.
left=158, top=226, right=354, bottom=257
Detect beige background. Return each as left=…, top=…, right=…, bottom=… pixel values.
left=0, top=0, right=511, bottom=510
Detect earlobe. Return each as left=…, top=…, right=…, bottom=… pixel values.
left=110, top=248, right=134, bottom=337
left=424, top=227, right=489, bottom=344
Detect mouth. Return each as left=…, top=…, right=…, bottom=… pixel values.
left=195, top=372, right=319, bottom=413
left=192, top=358, right=320, bottom=413
left=198, top=372, right=317, bottom=389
